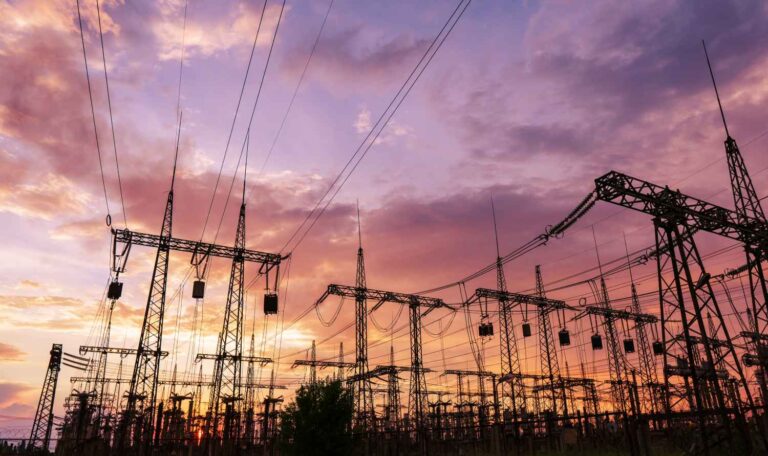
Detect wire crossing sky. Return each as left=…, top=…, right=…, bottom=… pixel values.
left=1, top=0, right=768, bottom=435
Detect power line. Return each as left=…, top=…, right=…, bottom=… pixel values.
left=258, top=0, right=335, bottom=175
left=279, top=0, right=473, bottom=255
left=211, top=0, right=287, bottom=245
left=95, top=0, right=128, bottom=228
left=76, top=0, right=111, bottom=226
left=198, top=0, right=270, bottom=243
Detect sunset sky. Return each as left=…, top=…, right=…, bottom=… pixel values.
left=1, top=0, right=768, bottom=432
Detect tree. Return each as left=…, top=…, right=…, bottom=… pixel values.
left=279, top=379, right=353, bottom=455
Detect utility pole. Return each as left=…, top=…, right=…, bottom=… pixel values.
left=29, top=344, right=63, bottom=451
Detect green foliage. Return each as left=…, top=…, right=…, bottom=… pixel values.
left=279, top=379, right=353, bottom=456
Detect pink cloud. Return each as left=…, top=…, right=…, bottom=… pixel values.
left=0, top=343, right=26, bottom=362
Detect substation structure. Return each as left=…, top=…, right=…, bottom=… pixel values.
left=14, top=66, right=768, bottom=456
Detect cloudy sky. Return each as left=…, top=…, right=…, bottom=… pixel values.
left=1, top=0, right=768, bottom=430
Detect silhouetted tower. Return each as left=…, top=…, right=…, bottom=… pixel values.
left=593, top=236, right=629, bottom=411
left=595, top=170, right=756, bottom=452
left=207, top=155, right=250, bottom=443
left=337, top=342, right=346, bottom=381
left=243, top=333, right=258, bottom=443
left=193, top=365, right=203, bottom=424
left=29, top=344, right=62, bottom=451
left=535, top=266, right=564, bottom=415
left=314, top=285, right=449, bottom=441
left=704, top=42, right=768, bottom=405
left=95, top=298, right=117, bottom=426
left=385, top=346, right=401, bottom=430
left=625, top=236, right=660, bottom=415
left=122, top=141, right=179, bottom=451
left=491, top=200, right=525, bottom=420
left=353, top=204, right=374, bottom=428
left=309, top=340, right=317, bottom=384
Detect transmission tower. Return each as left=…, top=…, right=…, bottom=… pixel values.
left=385, top=346, right=401, bottom=431
left=595, top=170, right=759, bottom=452
left=624, top=240, right=662, bottom=416
left=595, top=273, right=629, bottom=411
left=316, top=284, right=451, bottom=440
left=29, top=344, right=63, bottom=451
left=704, top=42, right=768, bottom=410
left=353, top=207, right=375, bottom=429
left=490, top=200, right=526, bottom=423
left=206, top=198, right=248, bottom=444
left=535, top=266, right=567, bottom=417
left=292, top=340, right=354, bottom=384
left=121, top=183, right=174, bottom=452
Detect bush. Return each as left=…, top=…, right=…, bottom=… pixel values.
left=279, top=379, right=353, bottom=456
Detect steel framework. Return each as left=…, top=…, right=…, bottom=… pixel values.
left=594, top=170, right=764, bottom=452
left=29, top=344, right=63, bottom=451
left=316, top=284, right=451, bottom=439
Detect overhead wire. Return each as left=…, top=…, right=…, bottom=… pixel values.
left=279, top=0, right=473, bottom=255
left=76, top=0, right=112, bottom=225
left=198, top=0, right=270, bottom=243
left=257, top=0, right=335, bottom=175
left=95, top=0, right=128, bottom=228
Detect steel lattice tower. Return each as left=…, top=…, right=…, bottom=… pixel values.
left=596, top=276, right=629, bottom=411
left=29, top=344, right=62, bottom=451
left=535, top=266, right=564, bottom=415
left=207, top=201, right=248, bottom=442
left=491, top=201, right=526, bottom=421
left=704, top=42, right=768, bottom=408
left=629, top=279, right=661, bottom=415
left=122, top=187, right=174, bottom=451
left=408, top=298, right=429, bottom=436
left=385, top=346, right=401, bottom=431
left=353, top=207, right=374, bottom=428
left=653, top=219, right=752, bottom=449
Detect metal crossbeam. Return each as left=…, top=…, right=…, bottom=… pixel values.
left=79, top=345, right=169, bottom=358
left=594, top=171, right=767, bottom=247
left=195, top=353, right=272, bottom=365
left=580, top=306, right=658, bottom=324
left=112, top=228, right=283, bottom=268
left=317, top=284, right=449, bottom=310
left=69, top=377, right=286, bottom=390
left=292, top=360, right=354, bottom=369
left=473, top=288, right=571, bottom=311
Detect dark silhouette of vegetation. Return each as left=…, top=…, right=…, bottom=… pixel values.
left=279, top=379, right=353, bottom=456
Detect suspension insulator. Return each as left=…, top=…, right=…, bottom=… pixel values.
left=522, top=322, right=531, bottom=338
left=558, top=329, right=571, bottom=346
left=623, top=338, right=635, bottom=353
left=591, top=333, right=603, bottom=350
left=107, top=281, right=123, bottom=300
left=479, top=323, right=494, bottom=337
left=652, top=341, right=664, bottom=355
left=192, top=280, right=206, bottom=299
left=264, top=293, right=278, bottom=315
